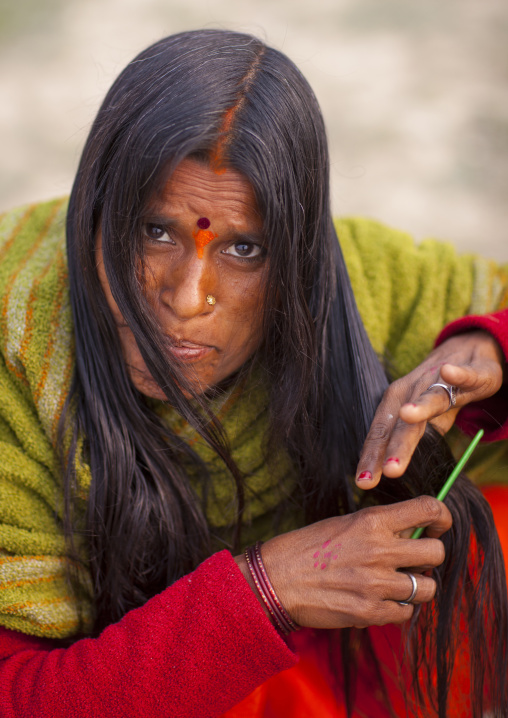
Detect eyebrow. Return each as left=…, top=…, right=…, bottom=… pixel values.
left=142, top=212, right=180, bottom=226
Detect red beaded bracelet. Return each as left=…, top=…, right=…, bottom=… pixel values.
left=244, top=541, right=300, bottom=635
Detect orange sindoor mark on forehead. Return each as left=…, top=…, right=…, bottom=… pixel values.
left=192, top=223, right=218, bottom=258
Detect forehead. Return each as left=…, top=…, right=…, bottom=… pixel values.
left=149, top=158, right=261, bottom=228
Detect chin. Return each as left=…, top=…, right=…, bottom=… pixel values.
left=131, top=366, right=215, bottom=401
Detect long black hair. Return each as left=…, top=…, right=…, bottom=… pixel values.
left=63, top=29, right=507, bottom=716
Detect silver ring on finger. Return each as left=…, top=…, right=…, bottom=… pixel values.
left=398, top=572, right=418, bottom=606
left=427, top=382, right=457, bottom=411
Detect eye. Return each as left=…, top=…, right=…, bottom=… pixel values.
left=143, top=223, right=174, bottom=243
left=222, top=242, right=264, bottom=259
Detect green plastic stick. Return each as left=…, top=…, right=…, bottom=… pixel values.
left=411, top=428, right=484, bottom=539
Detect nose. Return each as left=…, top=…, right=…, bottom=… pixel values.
left=160, top=251, right=215, bottom=321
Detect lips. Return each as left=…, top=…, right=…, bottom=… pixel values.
left=166, top=339, right=215, bottom=362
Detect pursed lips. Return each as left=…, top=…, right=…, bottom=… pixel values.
left=166, top=338, right=216, bottom=362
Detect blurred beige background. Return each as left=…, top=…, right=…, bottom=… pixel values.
left=1, top=0, right=507, bottom=258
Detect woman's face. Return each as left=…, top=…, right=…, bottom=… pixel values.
left=96, top=158, right=268, bottom=398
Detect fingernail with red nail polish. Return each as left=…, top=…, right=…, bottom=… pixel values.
left=384, top=457, right=400, bottom=464
left=357, top=471, right=372, bottom=481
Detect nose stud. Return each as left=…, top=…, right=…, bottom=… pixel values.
left=206, top=294, right=216, bottom=306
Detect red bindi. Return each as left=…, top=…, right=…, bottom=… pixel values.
left=197, top=217, right=211, bottom=230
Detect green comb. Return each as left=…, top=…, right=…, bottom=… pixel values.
left=411, top=428, right=484, bottom=539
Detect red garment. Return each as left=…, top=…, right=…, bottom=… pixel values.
left=224, top=482, right=508, bottom=718
left=1, top=309, right=507, bottom=718
left=435, top=308, right=508, bottom=442
left=0, top=551, right=296, bottom=717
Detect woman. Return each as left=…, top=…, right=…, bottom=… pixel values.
left=0, top=29, right=507, bottom=717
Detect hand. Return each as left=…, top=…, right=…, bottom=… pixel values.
left=237, top=496, right=452, bottom=630
left=355, top=331, right=505, bottom=488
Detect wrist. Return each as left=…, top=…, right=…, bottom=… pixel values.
left=234, top=553, right=274, bottom=625
left=470, top=329, right=505, bottom=375
left=236, top=543, right=300, bottom=635
left=436, top=316, right=508, bottom=381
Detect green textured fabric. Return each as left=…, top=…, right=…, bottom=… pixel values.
left=0, top=199, right=507, bottom=639
left=335, top=217, right=508, bottom=375
left=149, top=373, right=299, bottom=552
left=0, top=199, right=92, bottom=638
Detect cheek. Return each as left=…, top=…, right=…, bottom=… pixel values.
left=139, top=259, right=163, bottom=300
left=223, top=277, right=264, bottom=348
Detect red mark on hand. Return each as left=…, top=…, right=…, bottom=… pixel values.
left=428, top=363, right=447, bottom=374
left=313, top=543, right=342, bottom=570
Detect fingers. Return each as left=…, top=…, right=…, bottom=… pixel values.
left=385, top=361, right=498, bottom=477
left=440, top=359, right=502, bottom=400
left=398, top=369, right=461, bottom=424
left=355, top=331, right=505, bottom=488
left=391, top=571, right=437, bottom=605
left=399, top=361, right=500, bottom=425
left=373, top=495, right=453, bottom=538
left=323, top=568, right=439, bottom=629
left=355, top=393, right=407, bottom=486
left=323, top=586, right=416, bottom=629
left=378, top=417, right=431, bottom=478
left=320, top=564, right=439, bottom=628
left=355, top=378, right=456, bottom=486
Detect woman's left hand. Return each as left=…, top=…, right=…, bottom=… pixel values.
left=355, top=330, right=505, bottom=488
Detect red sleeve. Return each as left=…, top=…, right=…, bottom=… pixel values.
left=435, top=308, right=508, bottom=442
left=0, top=550, right=297, bottom=718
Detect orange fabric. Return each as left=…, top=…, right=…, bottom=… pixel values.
left=482, top=485, right=508, bottom=577
left=222, top=630, right=348, bottom=718
left=223, top=485, right=508, bottom=717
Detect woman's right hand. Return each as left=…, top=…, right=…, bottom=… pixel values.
left=246, top=496, right=452, bottom=630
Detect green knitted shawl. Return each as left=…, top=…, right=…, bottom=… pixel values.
left=0, top=198, right=507, bottom=639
